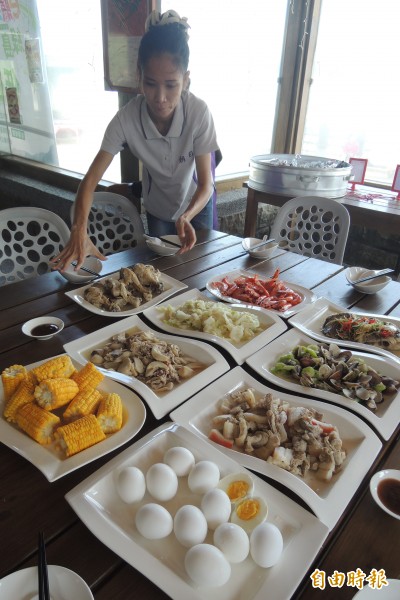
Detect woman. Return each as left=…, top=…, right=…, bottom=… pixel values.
left=53, top=9, right=219, bottom=271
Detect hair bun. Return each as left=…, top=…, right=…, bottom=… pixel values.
left=145, top=9, right=190, bottom=35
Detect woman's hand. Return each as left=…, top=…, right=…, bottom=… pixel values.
left=50, top=228, right=107, bottom=272
left=176, top=215, right=196, bottom=253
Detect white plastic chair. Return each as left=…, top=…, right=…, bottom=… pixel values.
left=70, top=191, right=144, bottom=256
left=270, top=196, right=350, bottom=264
left=0, top=207, right=70, bottom=286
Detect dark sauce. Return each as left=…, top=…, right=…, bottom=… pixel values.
left=377, top=478, right=400, bottom=516
left=31, top=324, right=59, bottom=336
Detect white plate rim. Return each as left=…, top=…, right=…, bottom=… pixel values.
left=142, top=288, right=288, bottom=365
left=352, top=579, right=400, bottom=598
left=0, top=565, right=94, bottom=599
left=245, top=328, right=400, bottom=440
left=369, top=469, right=400, bottom=520
left=288, top=296, right=400, bottom=364
left=65, top=421, right=329, bottom=600
left=63, top=316, right=230, bottom=419
left=0, top=354, right=146, bottom=482
left=170, top=366, right=382, bottom=531
left=205, top=269, right=317, bottom=318
left=65, top=270, right=188, bottom=317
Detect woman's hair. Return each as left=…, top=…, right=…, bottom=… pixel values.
left=138, top=10, right=190, bottom=75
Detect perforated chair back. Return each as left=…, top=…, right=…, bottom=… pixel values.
left=270, top=196, right=350, bottom=264
left=71, top=191, right=144, bottom=256
left=0, top=207, right=70, bottom=286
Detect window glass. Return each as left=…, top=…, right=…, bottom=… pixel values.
left=302, top=0, right=400, bottom=186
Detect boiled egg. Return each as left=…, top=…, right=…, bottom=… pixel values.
left=213, top=522, right=250, bottom=563
left=135, top=503, right=173, bottom=540
left=184, top=544, right=231, bottom=587
left=217, top=472, right=254, bottom=504
left=188, top=460, right=220, bottom=494
left=116, top=466, right=146, bottom=504
left=200, top=488, right=232, bottom=530
left=230, top=496, right=268, bottom=533
left=145, top=462, right=178, bottom=501
left=250, top=522, right=283, bottom=568
left=174, top=505, right=208, bottom=548
left=163, top=446, right=195, bottom=476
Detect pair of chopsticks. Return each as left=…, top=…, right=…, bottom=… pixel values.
left=71, top=261, right=100, bottom=277
left=38, top=531, right=50, bottom=600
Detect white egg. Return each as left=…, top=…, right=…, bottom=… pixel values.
left=135, top=503, right=173, bottom=540
left=188, top=460, right=220, bottom=494
left=250, top=522, right=283, bottom=568
left=116, top=466, right=146, bottom=504
left=217, top=472, right=254, bottom=504
left=174, top=505, right=208, bottom=548
left=230, top=496, right=268, bottom=533
left=163, top=446, right=195, bottom=476
left=200, top=488, right=231, bottom=530
left=184, top=544, right=231, bottom=587
left=145, top=462, right=178, bottom=501
left=213, top=522, right=250, bottom=563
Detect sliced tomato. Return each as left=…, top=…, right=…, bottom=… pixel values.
left=208, top=429, right=234, bottom=449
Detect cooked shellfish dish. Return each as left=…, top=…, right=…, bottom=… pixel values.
left=322, top=312, right=400, bottom=350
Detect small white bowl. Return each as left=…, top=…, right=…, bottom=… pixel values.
left=369, top=469, right=400, bottom=520
left=145, top=239, right=179, bottom=256
left=60, top=256, right=103, bottom=284
left=22, top=316, right=64, bottom=340
left=242, top=237, right=278, bottom=259
left=345, top=266, right=391, bottom=294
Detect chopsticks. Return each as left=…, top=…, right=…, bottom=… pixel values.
left=38, top=531, right=50, bottom=600
left=71, top=261, right=100, bottom=277
left=250, top=238, right=276, bottom=251
left=347, top=268, right=395, bottom=285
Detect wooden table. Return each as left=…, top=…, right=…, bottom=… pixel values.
left=1, top=230, right=400, bottom=599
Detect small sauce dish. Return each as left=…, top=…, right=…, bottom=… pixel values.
left=145, top=238, right=179, bottom=256
left=59, top=256, right=103, bottom=284
left=369, top=469, right=400, bottom=520
left=242, top=237, right=278, bottom=259
left=22, top=316, right=64, bottom=341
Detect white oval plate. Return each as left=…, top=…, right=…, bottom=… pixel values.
left=143, top=288, right=287, bottom=365
left=0, top=565, right=93, bottom=599
left=245, top=328, right=400, bottom=440
left=370, top=469, right=400, bottom=520
left=353, top=580, right=400, bottom=599
left=206, top=269, right=316, bottom=318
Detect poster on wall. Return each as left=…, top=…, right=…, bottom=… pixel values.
left=101, top=0, right=154, bottom=92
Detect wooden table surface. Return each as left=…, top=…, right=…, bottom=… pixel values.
left=1, top=230, right=399, bottom=599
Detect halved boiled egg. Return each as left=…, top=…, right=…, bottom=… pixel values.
left=217, top=472, right=254, bottom=504
left=230, top=496, right=268, bottom=533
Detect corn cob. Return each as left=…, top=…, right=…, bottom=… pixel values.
left=32, top=355, right=76, bottom=382
left=1, top=364, right=28, bottom=401
left=15, top=402, right=60, bottom=445
left=71, top=362, right=104, bottom=391
left=63, top=388, right=102, bottom=420
left=97, top=393, right=123, bottom=433
left=3, top=377, right=36, bottom=422
left=34, top=378, right=79, bottom=410
left=54, top=414, right=106, bottom=457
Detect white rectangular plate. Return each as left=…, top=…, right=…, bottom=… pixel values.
left=0, top=355, right=146, bottom=482
left=65, top=270, right=187, bottom=317
left=246, top=328, right=400, bottom=440
left=65, top=422, right=328, bottom=600
left=170, top=368, right=381, bottom=530
left=206, top=269, right=316, bottom=318
left=63, top=316, right=230, bottom=419
left=143, top=288, right=287, bottom=365
left=289, top=296, right=400, bottom=363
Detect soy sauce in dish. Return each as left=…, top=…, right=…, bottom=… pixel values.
left=377, top=478, right=400, bottom=516
left=31, top=324, right=59, bottom=336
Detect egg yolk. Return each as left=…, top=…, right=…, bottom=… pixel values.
left=236, top=498, right=260, bottom=521
left=227, top=480, right=250, bottom=502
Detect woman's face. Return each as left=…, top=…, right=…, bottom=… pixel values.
left=141, top=53, right=189, bottom=127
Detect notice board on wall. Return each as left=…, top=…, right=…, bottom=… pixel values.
left=101, top=0, right=154, bottom=93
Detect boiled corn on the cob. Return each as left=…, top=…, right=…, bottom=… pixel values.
left=97, top=393, right=123, bottom=433
left=1, top=364, right=27, bottom=401
left=3, top=377, right=36, bottom=422
left=32, top=355, right=76, bottom=382
left=71, top=362, right=104, bottom=391
left=34, top=378, right=79, bottom=410
left=54, top=414, right=106, bottom=456
left=63, top=388, right=102, bottom=420
left=16, top=402, right=60, bottom=445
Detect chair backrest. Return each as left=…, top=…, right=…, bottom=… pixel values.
left=270, top=196, right=350, bottom=264
left=70, top=191, right=144, bottom=256
left=0, top=207, right=70, bottom=286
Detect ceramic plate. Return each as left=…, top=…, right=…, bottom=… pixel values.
left=289, top=297, right=400, bottom=363
left=0, top=565, right=93, bottom=599
left=143, top=288, right=287, bottom=365
left=65, top=270, right=187, bottom=317
left=369, top=469, right=400, bottom=520
left=170, top=368, right=381, bottom=531
left=245, top=328, right=400, bottom=440
left=63, top=316, right=230, bottom=419
left=352, top=580, right=400, bottom=599
left=206, top=269, right=316, bottom=318
left=65, top=422, right=328, bottom=600
left=0, top=355, right=146, bottom=482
